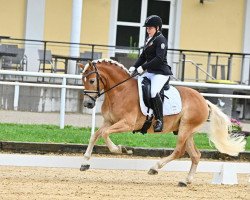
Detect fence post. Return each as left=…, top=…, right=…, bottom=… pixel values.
left=91, top=105, right=96, bottom=135
left=14, top=83, right=20, bottom=111
left=240, top=54, right=245, bottom=84
left=60, top=77, right=66, bottom=129
left=43, top=41, right=47, bottom=73
left=248, top=59, right=250, bottom=85
left=227, top=54, right=233, bottom=80
left=91, top=45, right=94, bottom=59
left=206, top=52, right=211, bottom=81
left=181, top=54, right=186, bottom=81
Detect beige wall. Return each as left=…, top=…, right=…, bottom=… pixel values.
left=44, top=0, right=111, bottom=45
left=43, top=0, right=111, bottom=55
left=81, top=0, right=111, bottom=45
left=44, top=0, right=72, bottom=42
left=0, top=0, right=26, bottom=38
left=180, top=0, right=245, bottom=82
left=180, top=0, right=245, bottom=52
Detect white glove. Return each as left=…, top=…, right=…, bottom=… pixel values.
left=128, top=66, right=135, bottom=75
left=137, top=66, right=144, bottom=74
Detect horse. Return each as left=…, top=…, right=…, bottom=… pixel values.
left=79, top=58, right=246, bottom=186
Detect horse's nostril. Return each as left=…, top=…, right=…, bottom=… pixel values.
left=87, top=103, right=92, bottom=107
left=85, top=102, right=95, bottom=109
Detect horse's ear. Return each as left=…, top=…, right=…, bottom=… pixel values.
left=77, top=63, right=84, bottom=69
left=88, top=61, right=94, bottom=70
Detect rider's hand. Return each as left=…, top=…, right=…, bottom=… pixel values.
left=137, top=66, right=144, bottom=74
left=128, top=66, right=136, bottom=75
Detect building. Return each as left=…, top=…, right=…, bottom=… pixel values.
left=0, top=0, right=250, bottom=118
left=0, top=0, right=249, bottom=81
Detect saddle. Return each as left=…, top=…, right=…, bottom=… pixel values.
left=141, top=77, right=169, bottom=109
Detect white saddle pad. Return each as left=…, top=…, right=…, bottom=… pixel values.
left=137, top=76, right=182, bottom=116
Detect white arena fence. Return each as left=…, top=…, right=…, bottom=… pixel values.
left=1, top=70, right=250, bottom=134
left=0, top=153, right=249, bottom=185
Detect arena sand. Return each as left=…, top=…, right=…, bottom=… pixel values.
left=0, top=165, right=249, bottom=200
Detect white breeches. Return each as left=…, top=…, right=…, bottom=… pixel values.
left=141, top=72, right=170, bottom=98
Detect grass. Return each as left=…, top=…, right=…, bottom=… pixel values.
left=0, top=123, right=249, bottom=150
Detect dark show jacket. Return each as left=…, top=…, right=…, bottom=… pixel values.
left=134, top=31, right=172, bottom=75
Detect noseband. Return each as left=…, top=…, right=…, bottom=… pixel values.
left=82, top=62, right=138, bottom=103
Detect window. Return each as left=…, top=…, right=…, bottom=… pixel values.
left=114, top=0, right=172, bottom=48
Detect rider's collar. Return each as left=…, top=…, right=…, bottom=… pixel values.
left=144, top=31, right=162, bottom=49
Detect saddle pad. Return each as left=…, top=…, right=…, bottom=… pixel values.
left=137, top=76, right=182, bottom=116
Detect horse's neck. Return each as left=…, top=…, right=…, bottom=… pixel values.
left=102, top=74, right=138, bottom=105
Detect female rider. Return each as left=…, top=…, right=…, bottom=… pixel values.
left=129, top=15, right=173, bottom=132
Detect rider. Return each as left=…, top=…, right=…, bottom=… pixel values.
left=129, top=15, right=173, bottom=132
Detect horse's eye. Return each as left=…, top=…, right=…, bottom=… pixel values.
left=89, top=79, right=95, bottom=84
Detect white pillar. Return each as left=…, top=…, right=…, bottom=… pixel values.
left=68, top=0, right=83, bottom=74
left=168, top=0, right=182, bottom=78
left=242, top=0, right=250, bottom=84
left=24, top=0, right=46, bottom=72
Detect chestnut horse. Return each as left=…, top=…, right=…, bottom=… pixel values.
left=79, top=59, right=246, bottom=186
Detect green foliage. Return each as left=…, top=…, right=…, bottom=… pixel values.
left=127, top=36, right=138, bottom=59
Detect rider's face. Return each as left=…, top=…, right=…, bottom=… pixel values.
left=146, top=26, right=157, bottom=37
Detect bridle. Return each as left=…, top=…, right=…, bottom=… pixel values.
left=82, top=62, right=138, bottom=103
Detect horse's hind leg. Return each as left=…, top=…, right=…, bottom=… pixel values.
left=179, top=135, right=201, bottom=186
left=148, top=126, right=194, bottom=175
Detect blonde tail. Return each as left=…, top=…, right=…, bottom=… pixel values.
left=206, top=100, right=246, bottom=156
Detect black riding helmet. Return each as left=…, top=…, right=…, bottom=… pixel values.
left=143, top=15, right=162, bottom=29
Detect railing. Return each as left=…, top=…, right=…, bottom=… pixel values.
left=183, top=59, right=215, bottom=82
left=168, top=49, right=250, bottom=84
left=1, top=36, right=250, bottom=84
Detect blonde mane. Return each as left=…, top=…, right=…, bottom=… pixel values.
left=82, top=58, right=129, bottom=74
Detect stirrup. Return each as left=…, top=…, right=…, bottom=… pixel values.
left=153, top=119, right=163, bottom=132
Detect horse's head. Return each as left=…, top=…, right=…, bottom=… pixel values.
left=79, top=61, right=105, bottom=109
left=80, top=59, right=131, bottom=109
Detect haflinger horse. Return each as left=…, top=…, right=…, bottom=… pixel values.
left=79, top=58, right=246, bottom=186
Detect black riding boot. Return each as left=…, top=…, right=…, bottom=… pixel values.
left=151, top=94, right=163, bottom=132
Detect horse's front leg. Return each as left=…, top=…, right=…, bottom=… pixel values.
left=102, top=119, right=133, bottom=154
left=80, top=124, right=109, bottom=171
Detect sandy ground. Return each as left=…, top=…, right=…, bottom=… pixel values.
left=0, top=165, right=249, bottom=200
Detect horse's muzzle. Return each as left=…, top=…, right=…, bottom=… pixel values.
left=83, top=100, right=95, bottom=109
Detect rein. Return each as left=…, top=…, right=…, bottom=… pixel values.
left=83, top=62, right=138, bottom=101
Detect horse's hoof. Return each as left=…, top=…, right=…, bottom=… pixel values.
left=80, top=164, right=90, bottom=171
left=148, top=169, right=158, bottom=175
left=120, top=146, right=133, bottom=155
left=126, top=150, right=133, bottom=155
left=178, top=181, right=187, bottom=187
